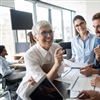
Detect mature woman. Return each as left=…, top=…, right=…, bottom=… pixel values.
left=16, top=20, right=65, bottom=100
left=70, top=15, right=96, bottom=64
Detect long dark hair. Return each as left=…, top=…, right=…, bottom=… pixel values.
left=73, top=15, right=86, bottom=36
left=27, top=31, right=36, bottom=47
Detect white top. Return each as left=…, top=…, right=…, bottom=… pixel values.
left=16, top=42, right=63, bottom=99
left=71, top=33, right=96, bottom=64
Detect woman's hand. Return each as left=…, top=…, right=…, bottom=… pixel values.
left=28, top=77, right=36, bottom=85
left=54, top=48, right=65, bottom=68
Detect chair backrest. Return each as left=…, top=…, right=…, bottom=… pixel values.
left=59, top=42, right=72, bottom=59
left=0, top=91, right=11, bottom=100
left=0, top=73, right=22, bottom=90
left=59, top=42, right=71, bottom=50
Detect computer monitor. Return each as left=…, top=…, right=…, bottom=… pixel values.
left=10, top=9, right=33, bottom=30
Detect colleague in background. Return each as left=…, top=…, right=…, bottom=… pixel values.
left=0, top=45, right=25, bottom=80
left=77, top=12, right=100, bottom=100
left=27, top=31, right=36, bottom=47
left=16, top=20, right=65, bottom=100
left=70, top=15, right=96, bottom=64
left=18, top=31, right=36, bottom=63
left=80, top=12, right=100, bottom=77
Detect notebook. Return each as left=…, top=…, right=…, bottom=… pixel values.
left=25, top=75, right=71, bottom=100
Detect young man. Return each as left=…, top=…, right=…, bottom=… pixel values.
left=80, top=12, right=100, bottom=77
left=0, top=45, right=25, bottom=80
left=77, top=12, right=100, bottom=100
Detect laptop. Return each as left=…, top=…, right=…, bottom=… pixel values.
left=25, top=75, right=71, bottom=100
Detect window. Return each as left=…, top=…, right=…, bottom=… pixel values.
left=51, top=9, right=62, bottom=39
left=36, top=2, right=76, bottom=41
left=63, top=10, right=72, bottom=42
left=0, top=1, right=75, bottom=57
left=14, top=0, right=33, bottom=43
left=17, top=30, right=26, bottom=42
left=0, top=6, right=15, bottom=57
left=37, top=6, right=48, bottom=21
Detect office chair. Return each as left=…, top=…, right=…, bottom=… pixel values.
left=0, top=90, right=11, bottom=100
left=54, top=39, right=63, bottom=43
left=1, top=74, right=22, bottom=91
left=59, top=42, right=72, bottom=59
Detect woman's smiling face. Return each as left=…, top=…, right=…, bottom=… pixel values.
left=74, top=19, right=87, bottom=34
left=35, top=25, right=54, bottom=50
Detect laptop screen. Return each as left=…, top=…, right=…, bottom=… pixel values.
left=29, top=77, right=64, bottom=100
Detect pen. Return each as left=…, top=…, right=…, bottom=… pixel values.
left=78, top=93, right=85, bottom=99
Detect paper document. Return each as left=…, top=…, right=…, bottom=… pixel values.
left=95, top=87, right=100, bottom=92
left=56, top=69, right=80, bottom=90
left=72, top=76, right=94, bottom=91
left=61, top=67, right=71, bottom=77
left=64, top=59, right=87, bottom=69
left=70, top=90, right=79, bottom=98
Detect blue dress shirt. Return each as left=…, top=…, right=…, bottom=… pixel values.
left=93, top=37, right=100, bottom=73
left=0, top=56, right=13, bottom=77
left=71, top=33, right=96, bottom=64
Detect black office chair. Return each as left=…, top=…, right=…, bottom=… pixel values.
left=59, top=42, right=72, bottom=59
left=0, top=74, right=22, bottom=100
left=0, top=74, right=22, bottom=92
left=54, top=39, right=63, bottom=43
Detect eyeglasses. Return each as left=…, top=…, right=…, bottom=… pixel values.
left=40, top=30, right=54, bottom=36
left=75, top=22, right=85, bottom=28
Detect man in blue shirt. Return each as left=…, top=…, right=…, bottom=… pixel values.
left=77, top=12, right=100, bottom=100
left=80, top=12, right=100, bottom=77
left=0, top=45, right=25, bottom=80
left=94, top=38, right=100, bottom=69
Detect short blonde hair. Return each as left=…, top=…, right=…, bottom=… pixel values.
left=32, top=20, right=52, bottom=36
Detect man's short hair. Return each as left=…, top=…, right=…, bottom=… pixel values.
left=92, top=12, right=100, bottom=21
left=0, top=45, right=5, bottom=54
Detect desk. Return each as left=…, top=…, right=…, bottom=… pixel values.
left=9, top=63, right=26, bottom=69
left=14, top=53, right=25, bottom=60
left=55, top=68, right=99, bottom=99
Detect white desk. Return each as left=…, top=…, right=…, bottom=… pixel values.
left=9, top=63, right=25, bottom=68
left=55, top=68, right=99, bottom=98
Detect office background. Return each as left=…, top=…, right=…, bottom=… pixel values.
left=0, top=0, right=100, bottom=58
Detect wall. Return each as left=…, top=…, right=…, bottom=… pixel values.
left=0, top=0, right=15, bottom=58
left=86, top=2, right=100, bottom=33
left=41, top=0, right=87, bottom=19
left=0, top=0, right=15, bottom=8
